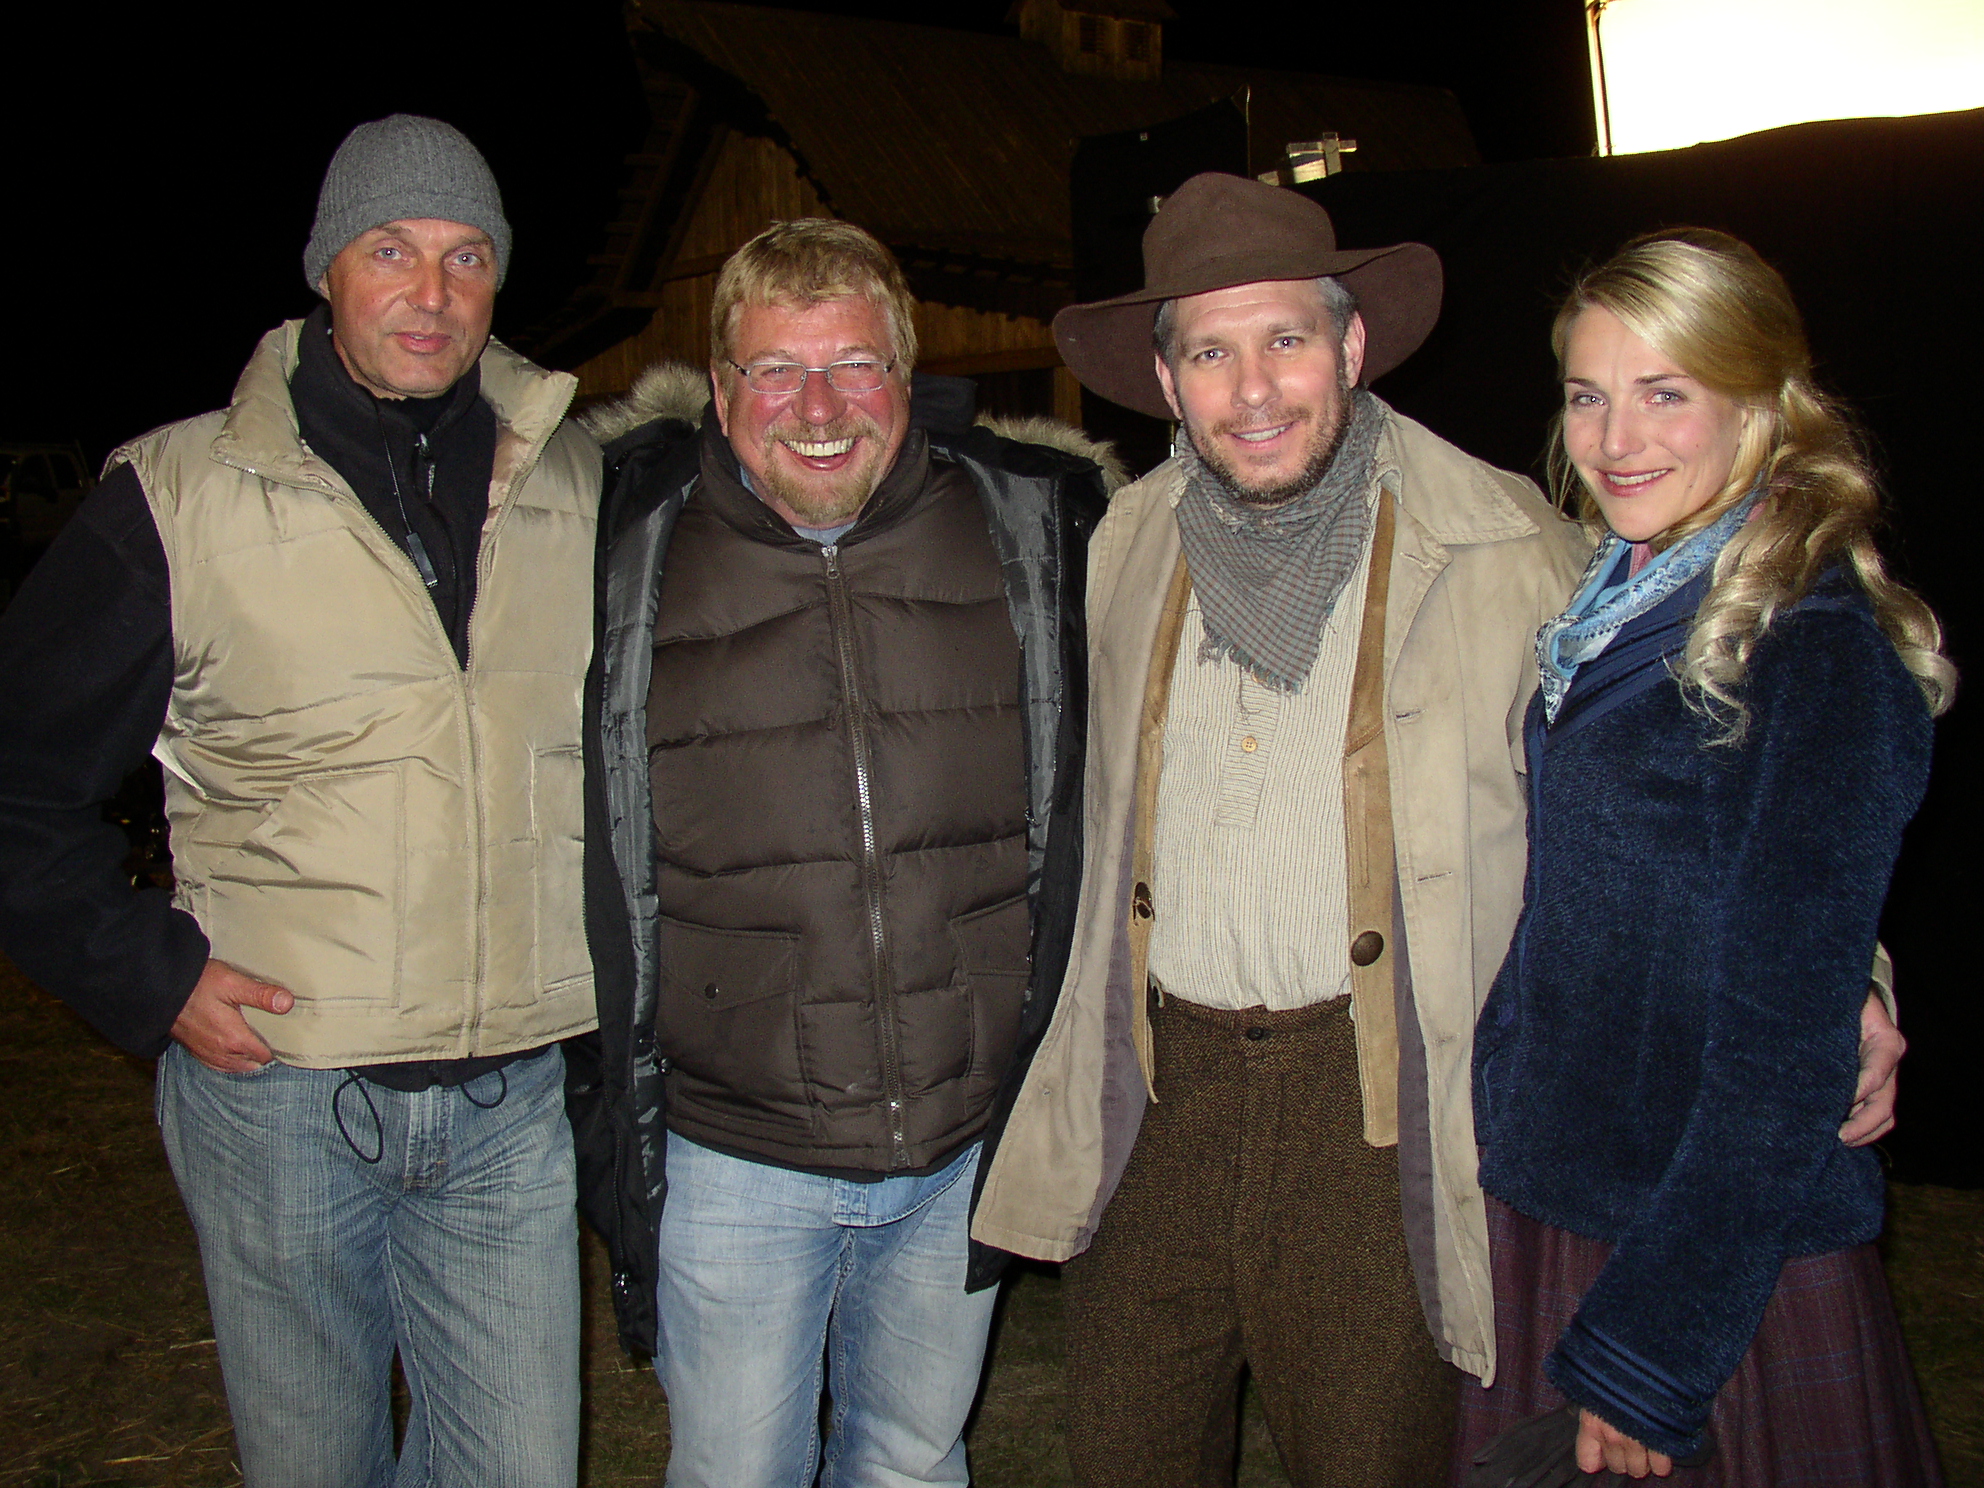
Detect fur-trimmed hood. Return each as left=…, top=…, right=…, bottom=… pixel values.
left=975, top=414, right=1129, bottom=493
left=579, top=360, right=1128, bottom=492
left=581, top=362, right=713, bottom=445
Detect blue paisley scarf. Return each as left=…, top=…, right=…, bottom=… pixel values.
left=1536, top=490, right=1762, bottom=724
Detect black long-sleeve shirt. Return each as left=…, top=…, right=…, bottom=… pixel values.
left=0, top=466, right=197, bottom=1053
left=0, top=310, right=493, bottom=1059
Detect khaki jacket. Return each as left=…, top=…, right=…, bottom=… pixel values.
left=971, top=404, right=1589, bottom=1382
left=112, top=322, right=600, bottom=1067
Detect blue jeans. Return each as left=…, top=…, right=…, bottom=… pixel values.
left=156, top=1042, right=580, bottom=1488
left=655, top=1132, right=999, bottom=1488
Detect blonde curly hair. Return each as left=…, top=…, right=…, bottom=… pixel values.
left=1546, top=228, right=1953, bottom=732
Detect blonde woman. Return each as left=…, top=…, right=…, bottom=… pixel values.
left=1459, top=230, right=1950, bottom=1485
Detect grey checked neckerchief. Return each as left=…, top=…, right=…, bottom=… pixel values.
left=1173, top=389, right=1384, bottom=694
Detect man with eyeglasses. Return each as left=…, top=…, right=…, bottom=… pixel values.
left=567, top=217, right=1113, bottom=1486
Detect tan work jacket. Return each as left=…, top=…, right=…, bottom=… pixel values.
left=112, top=321, right=601, bottom=1068
left=971, top=404, right=1590, bottom=1382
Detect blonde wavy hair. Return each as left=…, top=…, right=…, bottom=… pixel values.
left=710, top=218, right=918, bottom=373
left=1546, top=228, right=1953, bottom=731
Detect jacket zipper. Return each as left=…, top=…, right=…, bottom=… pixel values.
left=458, top=447, right=490, bottom=1053
left=404, top=426, right=493, bottom=1053
left=822, top=544, right=908, bottom=1167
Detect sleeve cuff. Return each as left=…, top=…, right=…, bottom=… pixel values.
left=1545, top=1313, right=1711, bottom=1460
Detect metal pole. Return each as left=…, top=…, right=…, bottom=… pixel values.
left=1586, top=0, right=1614, bottom=156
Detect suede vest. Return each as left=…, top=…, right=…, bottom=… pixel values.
left=646, top=445, right=1032, bottom=1171
left=112, top=322, right=600, bottom=1068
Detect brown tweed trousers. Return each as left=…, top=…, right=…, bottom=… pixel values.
left=1062, top=990, right=1457, bottom=1487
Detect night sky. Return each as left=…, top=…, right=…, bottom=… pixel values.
left=7, top=1, right=1592, bottom=461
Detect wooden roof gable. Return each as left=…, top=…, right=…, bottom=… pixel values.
left=511, top=2, right=1478, bottom=373
left=641, top=0, right=1477, bottom=271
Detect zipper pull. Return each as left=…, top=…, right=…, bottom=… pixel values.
left=406, top=531, right=440, bottom=589
left=416, top=432, right=436, bottom=499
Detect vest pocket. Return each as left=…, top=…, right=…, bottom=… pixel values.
left=531, top=746, right=591, bottom=992
left=191, top=762, right=406, bottom=1007
left=951, top=893, right=1032, bottom=1091
left=654, top=916, right=805, bottom=1111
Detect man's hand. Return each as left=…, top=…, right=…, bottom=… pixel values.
left=1576, top=1409, right=1672, bottom=1479
left=170, top=959, right=294, bottom=1073
left=1841, top=989, right=1904, bottom=1147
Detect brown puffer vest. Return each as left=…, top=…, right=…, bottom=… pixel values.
left=646, top=428, right=1032, bottom=1171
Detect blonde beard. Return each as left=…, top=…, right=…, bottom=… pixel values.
left=756, top=416, right=888, bottom=526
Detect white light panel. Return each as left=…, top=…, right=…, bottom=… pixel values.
left=1589, top=0, right=1984, bottom=155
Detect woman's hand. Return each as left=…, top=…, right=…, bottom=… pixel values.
left=1840, top=989, right=1904, bottom=1145
left=1576, top=1409, right=1674, bottom=1478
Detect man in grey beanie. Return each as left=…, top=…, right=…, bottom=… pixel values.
left=303, top=113, right=514, bottom=293
left=0, top=114, right=599, bottom=1485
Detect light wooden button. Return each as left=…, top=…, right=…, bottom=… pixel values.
left=1240, top=735, right=1258, bottom=752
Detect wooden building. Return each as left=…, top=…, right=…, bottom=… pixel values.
left=518, top=0, right=1479, bottom=418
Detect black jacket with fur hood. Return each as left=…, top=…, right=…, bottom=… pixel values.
left=566, top=365, right=1118, bottom=1355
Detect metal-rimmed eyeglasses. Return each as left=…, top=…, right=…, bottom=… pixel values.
left=727, top=358, right=896, bottom=394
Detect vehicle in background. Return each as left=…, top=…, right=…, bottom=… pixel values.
left=0, top=442, right=95, bottom=605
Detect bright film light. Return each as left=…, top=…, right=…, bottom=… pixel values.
left=1589, top=0, right=1984, bottom=155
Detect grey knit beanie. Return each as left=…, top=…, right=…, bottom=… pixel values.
left=303, top=114, right=512, bottom=292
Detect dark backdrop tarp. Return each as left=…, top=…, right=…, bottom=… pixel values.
left=1069, top=99, right=1251, bottom=474
left=1306, top=108, right=1983, bottom=1185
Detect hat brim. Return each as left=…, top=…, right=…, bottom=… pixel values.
left=1053, top=241, right=1443, bottom=421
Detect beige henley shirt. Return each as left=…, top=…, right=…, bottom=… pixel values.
left=1147, top=505, right=1374, bottom=1012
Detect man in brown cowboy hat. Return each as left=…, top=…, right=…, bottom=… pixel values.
left=965, top=173, right=1900, bottom=1485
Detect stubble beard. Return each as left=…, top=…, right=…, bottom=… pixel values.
left=756, top=409, right=888, bottom=527
left=1190, top=368, right=1355, bottom=509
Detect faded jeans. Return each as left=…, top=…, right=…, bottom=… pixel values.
left=655, top=1132, right=999, bottom=1488
left=156, top=1041, right=580, bottom=1488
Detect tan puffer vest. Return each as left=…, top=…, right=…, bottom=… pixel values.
left=111, top=321, right=600, bottom=1068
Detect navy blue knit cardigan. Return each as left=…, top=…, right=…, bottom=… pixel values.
left=1473, top=564, right=1932, bottom=1458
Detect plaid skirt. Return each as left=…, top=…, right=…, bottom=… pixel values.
left=1450, top=1196, right=1944, bottom=1487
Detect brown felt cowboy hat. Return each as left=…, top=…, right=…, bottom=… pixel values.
left=1052, top=172, right=1443, bottom=420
